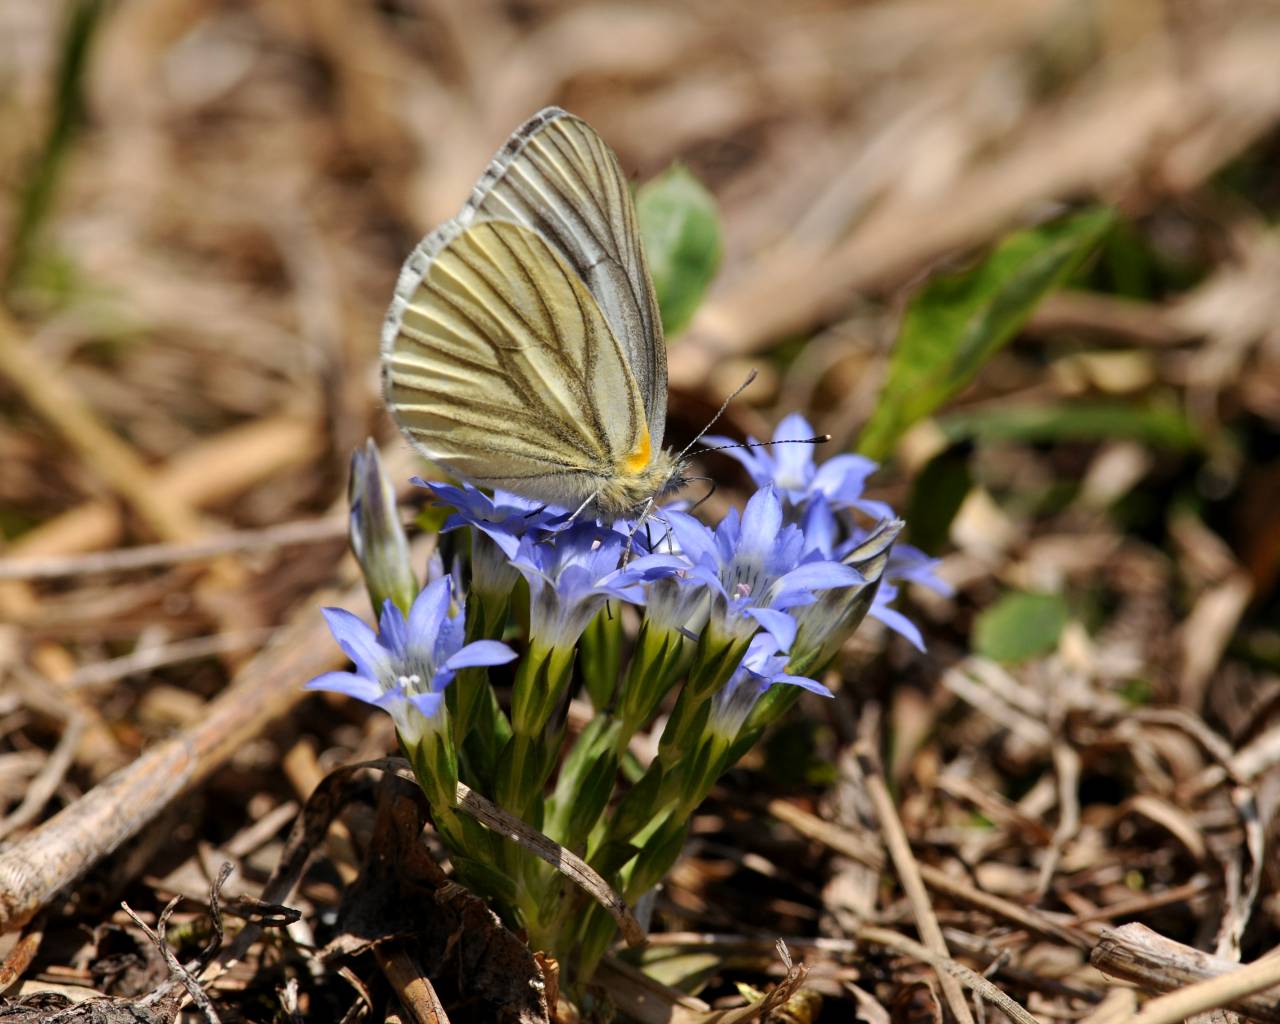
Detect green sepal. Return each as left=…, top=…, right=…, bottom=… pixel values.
left=656, top=685, right=711, bottom=769
left=625, top=814, right=689, bottom=900
left=605, top=761, right=668, bottom=846
left=546, top=717, right=623, bottom=848
left=458, top=683, right=512, bottom=792
left=403, top=723, right=458, bottom=813
left=510, top=642, right=575, bottom=735
left=618, top=621, right=686, bottom=736
left=579, top=603, right=623, bottom=711
left=449, top=853, right=519, bottom=908
left=450, top=584, right=512, bottom=748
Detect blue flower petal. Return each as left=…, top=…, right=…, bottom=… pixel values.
left=305, top=670, right=383, bottom=704
left=444, top=639, right=518, bottom=671
left=774, top=561, right=864, bottom=596
left=408, top=577, right=452, bottom=652
left=378, top=599, right=409, bottom=658
left=746, top=606, right=797, bottom=651
left=321, top=607, right=392, bottom=682
left=776, top=673, right=834, bottom=697
left=738, top=487, right=783, bottom=560
left=871, top=603, right=926, bottom=651
left=407, top=690, right=447, bottom=720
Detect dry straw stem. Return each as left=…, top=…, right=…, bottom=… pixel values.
left=0, top=306, right=205, bottom=544
left=453, top=778, right=646, bottom=948
left=766, top=797, right=1091, bottom=950
left=375, top=945, right=452, bottom=1024
left=1092, top=923, right=1280, bottom=1024
left=0, top=578, right=360, bottom=934
left=857, top=926, right=1041, bottom=1024
left=0, top=413, right=321, bottom=622
left=856, top=741, right=976, bottom=1024
left=2, top=413, right=321, bottom=561
left=670, top=18, right=1280, bottom=387
left=0, top=515, right=347, bottom=580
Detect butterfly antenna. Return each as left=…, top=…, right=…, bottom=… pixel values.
left=693, top=435, right=832, bottom=458
left=676, top=369, right=759, bottom=463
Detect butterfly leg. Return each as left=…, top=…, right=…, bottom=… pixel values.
left=567, top=491, right=600, bottom=523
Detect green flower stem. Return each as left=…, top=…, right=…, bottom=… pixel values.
left=495, top=641, right=575, bottom=821
left=401, top=720, right=458, bottom=813
left=655, top=626, right=750, bottom=770
left=545, top=715, right=624, bottom=850
left=449, top=587, right=511, bottom=747
left=616, top=620, right=687, bottom=744
left=579, top=603, right=622, bottom=711
left=451, top=587, right=513, bottom=788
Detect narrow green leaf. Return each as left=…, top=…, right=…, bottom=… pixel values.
left=6, top=0, right=106, bottom=292
left=938, top=399, right=1201, bottom=451
left=906, top=443, right=974, bottom=554
left=636, top=164, right=722, bottom=338
left=858, top=207, right=1114, bottom=460
left=973, top=591, right=1069, bottom=663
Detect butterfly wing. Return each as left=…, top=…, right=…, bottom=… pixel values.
left=398, top=107, right=667, bottom=449
left=384, top=218, right=649, bottom=506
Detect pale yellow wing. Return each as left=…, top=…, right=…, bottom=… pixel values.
left=465, top=109, right=668, bottom=449
left=383, top=218, right=649, bottom=505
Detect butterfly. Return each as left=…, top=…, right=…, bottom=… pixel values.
left=380, top=107, right=685, bottom=523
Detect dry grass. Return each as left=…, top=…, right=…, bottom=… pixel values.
left=3, top=1, right=1280, bottom=1021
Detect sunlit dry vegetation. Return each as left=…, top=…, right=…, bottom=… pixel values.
left=3, top=1, right=1280, bottom=1021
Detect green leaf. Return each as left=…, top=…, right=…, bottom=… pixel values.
left=858, top=207, right=1114, bottom=461
left=973, top=591, right=1069, bottom=663
left=636, top=164, right=722, bottom=338
left=906, top=443, right=974, bottom=554
left=7, top=0, right=106, bottom=293
left=938, top=399, right=1201, bottom=451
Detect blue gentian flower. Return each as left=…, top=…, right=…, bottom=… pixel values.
left=416, top=480, right=570, bottom=597
left=306, top=575, right=516, bottom=741
left=798, top=495, right=945, bottom=654
left=707, top=633, right=833, bottom=740
left=348, top=441, right=418, bottom=614
left=417, top=480, right=568, bottom=553
left=790, top=512, right=901, bottom=671
left=508, top=522, right=682, bottom=650
left=664, top=486, right=864, bottom=650
left=705, top=413, right=892, bottom=519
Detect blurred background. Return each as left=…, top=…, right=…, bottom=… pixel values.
left=5, top=0, right=1280, bottom=1016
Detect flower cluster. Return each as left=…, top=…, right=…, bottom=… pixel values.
left=306, top=414, right=946, bottom=979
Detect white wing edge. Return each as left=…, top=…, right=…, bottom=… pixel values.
left=380, top=107, right=572, bottom=363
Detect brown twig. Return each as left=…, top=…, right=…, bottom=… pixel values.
left=62, top=630, right=277, bottom=691
left=0, top=580, right=360, bottom=934
left=121, top=896, right=221, bottom=1024
left=766, top=796, right=1091, bottom=950
left=0, top=711, right=84, bottom=841
left=857, top=926, right=1041, bottom=1024
left=375, top=945, right=451, bottom=1024
left=1091, top=923, right=1280, bottom=1024
left=0, top=516, right=347, bottom=580
left=856, top=742, right=976, bottom=1024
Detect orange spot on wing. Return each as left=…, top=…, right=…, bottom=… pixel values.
left=620, top=429, right=652, bottom=475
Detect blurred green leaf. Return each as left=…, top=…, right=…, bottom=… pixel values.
left=857, top=207, right=1114, bottom=461
left=636, top=164, right=722, bottom=338
left=907, top=443, right=974, bottom=554
left=6, top=0, right=106, bottom=292
left=973, top=591, right=1069, bottom=663
left=939, top=399, right=1201, bottom=450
